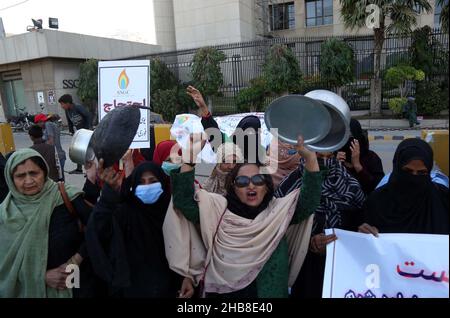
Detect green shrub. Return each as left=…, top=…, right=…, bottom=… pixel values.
left=416, top=80, right=448, bottom=115
left=385, top=66, right=425, bottom=96
left=236, top=77, right=268, bottom=112
left=320, top=39, right=355, bottom=89
left=388, top=97, right=407, bottom=115
left=263, top=44, right=302, bottom=95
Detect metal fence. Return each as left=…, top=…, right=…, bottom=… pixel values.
left=133, top=29, right=449, bottom=115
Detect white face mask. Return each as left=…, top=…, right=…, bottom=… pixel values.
left=134, top=182, right=163, bottom=204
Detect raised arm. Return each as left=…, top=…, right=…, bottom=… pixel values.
left=290, top=136, right=322, bottom=224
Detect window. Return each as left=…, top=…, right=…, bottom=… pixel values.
left=306, top=0, right=333, bottom=27
left=435, top=0, right=448, bottom=29
left=269, top=2, right=295, bottom=31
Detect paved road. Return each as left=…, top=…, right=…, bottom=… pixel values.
left=10, top=129, right=423, bottom=189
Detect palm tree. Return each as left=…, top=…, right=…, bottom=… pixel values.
left=340, top=0, right=432, bottom=115
left=437, top=0, right=449, bottom=33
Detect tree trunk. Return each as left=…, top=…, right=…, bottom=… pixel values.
left=207, top=96, right=213, bottom=114
left=370, top=25, right=385, bottom=116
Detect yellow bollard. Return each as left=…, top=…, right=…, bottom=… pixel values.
left=153, top=124, right=174, bottom=146
left=422, top=130, right=449, bottom=176
left=0, top=123, right=16, bottom=155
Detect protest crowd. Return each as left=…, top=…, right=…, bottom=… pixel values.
left=0, top=86, right=448, bottom=299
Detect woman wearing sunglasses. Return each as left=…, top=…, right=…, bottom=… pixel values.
left=167, top=134, right=322, bottom=298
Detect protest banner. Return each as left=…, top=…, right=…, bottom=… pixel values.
left=323, top=229, right=449, bottom=298
left=98, top=60, right=150, bottom=149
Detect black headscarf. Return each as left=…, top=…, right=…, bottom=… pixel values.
left=350, top=118, right=369, bottom=156
left=224, top=163, right=274, bottom=220
left=364, top=139, right=449, bottom=234
left=123, top=161, right=171, bottom=215
left=232, top=115, right=265, bottom=165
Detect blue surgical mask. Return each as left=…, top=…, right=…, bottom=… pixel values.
left=135, top=182, right=163, bottom=204
left=161, top=161, right=181, bottom=176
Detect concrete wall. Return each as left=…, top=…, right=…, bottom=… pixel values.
left=153, top=0, right=177, bottom=52
left=0, top=57, right=86, bottom=123
left=173, top=0, right=257, bottom=50
left=0, top=30, right=161, bottom=65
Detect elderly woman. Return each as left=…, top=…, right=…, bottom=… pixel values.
left=0, top=149, right=98, bottom=298
left=359, top=138, right=449, bottom=236
left=202, top=143, right=243, bottom=195
left=167, top=135, right=322, bottom=298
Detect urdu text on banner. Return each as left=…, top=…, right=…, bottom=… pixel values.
left=323, top=229, right=449, bottom=298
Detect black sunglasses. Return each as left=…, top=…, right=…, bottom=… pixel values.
left=234, top=174, right=266, bottom=188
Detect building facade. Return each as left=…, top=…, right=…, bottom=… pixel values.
left=0, top=30, right=160, bottom=122
left=152, top=0, right=445, bottom=51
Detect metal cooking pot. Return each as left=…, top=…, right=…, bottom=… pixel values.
left=264, top=94, right=332, bottom=145
left=68, top=106, right=141, bottom=167
left=304, top=90, right=351, bottom=153
left=69, top=129, right=95, bottom=165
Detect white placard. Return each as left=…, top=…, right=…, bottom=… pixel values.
left=213, top=112, right=273, bottom=148
left=323, top=229, right=449, bottom=298
left=98, top=60, right=150, bottom=149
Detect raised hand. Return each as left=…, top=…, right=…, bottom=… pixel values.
left=182, top=133, right=207, bottom=164
left=187, top=86, right=209, bottom=116
left=350, top=139, right=363, bottom=173
left=296, top=135, right=319, bottom=172
left=98, top=159, right=123, bottom=192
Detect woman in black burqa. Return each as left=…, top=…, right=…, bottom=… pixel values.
left=86, top=161, right=183, bottom=297
left=337, top=118, right=384, bottom=195
left=359, top=138, right=449, bottom=235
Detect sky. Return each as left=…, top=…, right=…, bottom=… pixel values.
left=0, top=0, right=157, bottom=43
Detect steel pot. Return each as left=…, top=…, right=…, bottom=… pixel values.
left=69, top=129, right=95, bottom=165
left=304, top=90, right=351, bottom=153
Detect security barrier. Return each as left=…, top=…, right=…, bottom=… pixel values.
left=422, top=130, right=449, bottom=176
left=0, top=123, right=16, bottom=155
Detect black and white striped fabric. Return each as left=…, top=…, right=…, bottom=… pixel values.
left=275, top=157, right=366, bottom=234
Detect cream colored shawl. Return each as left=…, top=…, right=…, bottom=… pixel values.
left=163, top=188, right=313, bottom=294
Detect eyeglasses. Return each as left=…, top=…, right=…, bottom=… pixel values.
left=234, top=174, right=266, bottom=188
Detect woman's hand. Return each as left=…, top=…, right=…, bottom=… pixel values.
left=309, top=233, right=338, bottom=254
left=187, top=86, right=209, bottom=117
left=98, top=159, right=123, bottom=192
left=336, top=151, right=346, bottom=162
left=45, top=264, right=70, bottom=291
left=350, top=139, right=363, bottom=173
left=296, top=135, right=319, bottom=172
left=358, top=223, right=379, bottom=237
left=178, top=277, right=195, bottom=298
left=182, top=133, right=207, bottom=164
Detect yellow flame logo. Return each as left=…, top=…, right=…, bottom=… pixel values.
left=118, top=69, right=130, bottom=90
